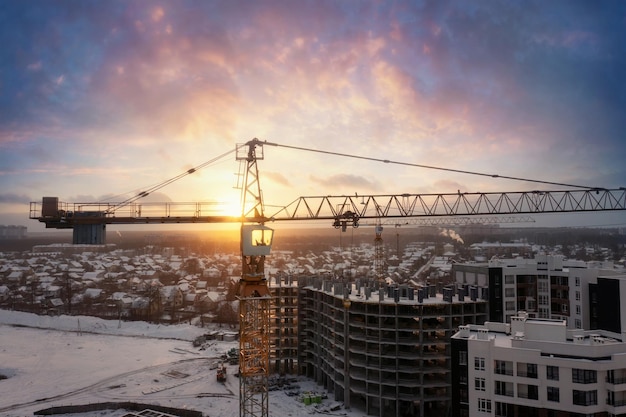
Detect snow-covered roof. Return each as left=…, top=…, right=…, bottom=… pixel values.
left=84, top=288, right=103, bottom=298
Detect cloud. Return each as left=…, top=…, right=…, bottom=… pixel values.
left=310, top=173, right=379, bottom=191
left=0, top=0, right=625, bottom=221
left=432, top=179, right=467, bottom=193
left=0, top=193, right=31, bottom=204
left=263, top=171, right=291, bottom=187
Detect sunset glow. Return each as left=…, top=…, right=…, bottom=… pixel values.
left=1, top=1, right=625, bottom=230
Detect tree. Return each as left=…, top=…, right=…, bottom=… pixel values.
left=216, top=300, right=237, bottom=325
left=183, top=257, right=201, bottom=275
left=225, top=279, right=239, bottom=302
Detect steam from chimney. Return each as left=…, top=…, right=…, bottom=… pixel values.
left=440, top=228, right=464, bottom=244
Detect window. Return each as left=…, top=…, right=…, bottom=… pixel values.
left=495, top=360, right=513, bottom=376
left=575, top=319, right=582, bottom=329
left=505, top=288, right=515, bottom=297
left=573, top=389, right=597, bottom=406
left=575, top=291, right=580, bottom=301
left=575, top=277, right=580, bottom=287
left=517, top=362, right=538, bottom=378
left=505, top=275, right=515, bottom=284
left=547, top=386, right=560, bottom=402
left=495, top=402, right=512, bottom=417
left=505, top=301, right=515, bottom=310
left=606, top=369, right=626, bottom=385
left=546, top=365, right=559, bottom=381
left=572, top=369, right=597, bottom=384
left=576, top=304, right=581, bottom=315
left=459, top=388, right=468, bottom=402
left=475, top=357, right=485, bottom=371
left=475, top=377, right=486, bottom=391
left=518, top=383, right=539, bottom=400
left=495, top=380, right=513, bottom=397
left=478, top=398, right=492, bottom=413
left=459, top=350, right=467, bottom=366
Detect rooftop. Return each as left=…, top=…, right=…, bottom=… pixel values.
left=453, top=312, right=626, bottom=359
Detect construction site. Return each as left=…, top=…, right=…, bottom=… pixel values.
left=26, top=139, right=626, bottom=417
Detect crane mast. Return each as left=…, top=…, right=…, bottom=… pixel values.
left=237, top=139, right=272, bottom=417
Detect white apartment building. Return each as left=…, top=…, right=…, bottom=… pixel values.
left=451, top=311, right=626, bottom=417
left=452, top=254, right=623, bottom=330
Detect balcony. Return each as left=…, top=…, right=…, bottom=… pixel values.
left=495, top=369, right=513, bottom=376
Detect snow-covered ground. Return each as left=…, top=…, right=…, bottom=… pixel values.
left=0, top=310, right=363, bottom=417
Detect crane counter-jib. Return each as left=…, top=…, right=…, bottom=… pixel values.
left=29, top=199, right=265, bottom=227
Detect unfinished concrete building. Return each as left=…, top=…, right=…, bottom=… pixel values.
left=268, top=274, right=299, bottom=374
left=297, top=277, right=489, bottom=417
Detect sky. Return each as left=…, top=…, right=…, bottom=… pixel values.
left=1, top=0, right=626, bottom=231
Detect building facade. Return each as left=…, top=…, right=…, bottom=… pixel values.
left=298, top=276, right=488, bottom=417
left=452, top=255, right=622, bottom=330
left=452, top=311, right=626, bottom=417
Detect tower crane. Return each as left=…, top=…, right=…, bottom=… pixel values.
left=236, top=141, right=272, bottom=417
left=28, top=139, right=626, bottom=417
left=373, top=220, right=385, bottom=281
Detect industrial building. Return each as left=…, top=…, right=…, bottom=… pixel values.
left=296, top=276, right=489, bottom=417
left=451, top=311, right=626, bottom=417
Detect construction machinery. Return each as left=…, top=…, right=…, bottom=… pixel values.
left=217, top=363, right=227, bottom=383
left=29, top=139, right=626, bottom=417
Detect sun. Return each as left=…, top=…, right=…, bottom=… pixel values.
left=214, top=198, right=243, bottom=217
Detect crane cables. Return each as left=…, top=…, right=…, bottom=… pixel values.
left=102, top=148, right=236, bottom=214
left=260, top=140, right=603, bottom=191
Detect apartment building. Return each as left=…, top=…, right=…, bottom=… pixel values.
left=452, top=254, right=622, bottom=329
left=298, top=276, right=488, bottom=417
left=451, top=310, right=626, bottom=417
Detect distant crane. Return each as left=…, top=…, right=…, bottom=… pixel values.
left=29, top=138, right=626, bottom=417
left=373, top=220, right=385, bottom=280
